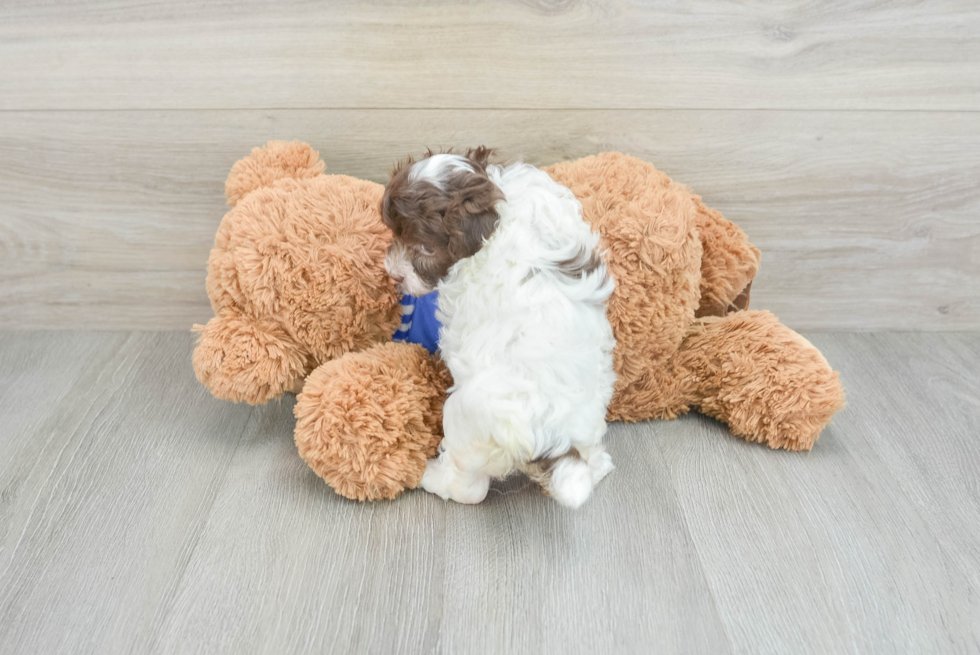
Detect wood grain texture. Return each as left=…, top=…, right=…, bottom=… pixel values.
left=2, top=109, right=978, bottom=331
left=1, top=0, right=978, bottom=111
left=652, top=420, right=980, bottom=654
left=151, top=398, right=447, bottom=655
left=440, top=425, right=732, bottom=655
left=2, top=331, right=979, bottom=654
left=810, top=333, right=980, bottom=626
left=0, top=332, right=253, bottom=655
left=651, top=332, right=980, bottom=654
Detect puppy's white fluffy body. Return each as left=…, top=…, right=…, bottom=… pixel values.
left=421, top=162, right=617, bottom=507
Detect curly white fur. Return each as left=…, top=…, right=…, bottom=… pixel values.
left=421, top=162, right=617, bottom=507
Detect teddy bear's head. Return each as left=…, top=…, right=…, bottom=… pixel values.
left=193, top=142, right=401, bottom=404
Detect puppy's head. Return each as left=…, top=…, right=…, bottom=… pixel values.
left=381, top=147, right=503, bottom=296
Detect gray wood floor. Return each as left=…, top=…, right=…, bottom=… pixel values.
left=1, top=331, right=978, bottom=654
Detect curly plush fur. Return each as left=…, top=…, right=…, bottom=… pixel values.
left=193, top=142, right=401, bottom=404
left=294, top=341, right=451, bottom=501
left=193, top=142, right=845, bottom=501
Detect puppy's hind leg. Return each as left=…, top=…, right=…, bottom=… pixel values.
left=573, top=411, right=615, bottom=487
left=582, top=445, right=614, bottom=485
left=423, top=391, right=495, bottom=504
left=421, top=450, right=491, bottom=504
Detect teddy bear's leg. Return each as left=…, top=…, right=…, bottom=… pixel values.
left=192, top=310, right=312, bottom=405
left=224, top=140, right=326, bottom=206
left=691, top=196, right=761, bottom=318
left=671, top=310, right=845, bottom=450
left=294, top=341, right=452, bottom=501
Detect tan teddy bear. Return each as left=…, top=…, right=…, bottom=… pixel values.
left=193, top=141, right=844, bottom=501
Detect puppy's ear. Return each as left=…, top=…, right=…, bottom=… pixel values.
left=387, top=153, right=417, bottom=183
left=446, top=172, right=503, bottom=260
left=381, top=155, right=416, bottom=231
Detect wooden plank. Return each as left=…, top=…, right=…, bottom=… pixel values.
left=149, top=397, right=446, bottom=655
left=0, top=331, right=126, bottom=454
left=2, top=332, right=979, bottom=653
left=1, top=109, right=977, bottom=330
left=439, top=421, right=732, bottom=655
left=1, top=0, right=978, bottom=111
left=651, top=334, right=980, bottom=654
left=0, top=332, right=253, bottom=654
left=0, top=332, right=131, bottom=577
left=808, top=333, right=980, bottom=622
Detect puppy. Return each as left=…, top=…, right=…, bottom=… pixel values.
left=382, top=148, right=616, bottom=508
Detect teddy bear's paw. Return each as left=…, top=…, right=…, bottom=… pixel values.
left=679, top=310, right=846, bottom=451
left=294, top=342, right=452, bottom=501
left=192, top=312, right=310, bottom=405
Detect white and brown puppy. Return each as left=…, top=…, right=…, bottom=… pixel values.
left=382, top=148, right=616, bottom=507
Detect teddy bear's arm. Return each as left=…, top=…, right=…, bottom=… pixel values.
left=294, top=341, right=452, bottom=501
left=692, top=196, right=761, bottom=318
left=193, top=309, right=311, bottom=405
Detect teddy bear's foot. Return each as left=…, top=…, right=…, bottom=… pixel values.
left=676, top=310, right=845, bottom=451
left=294, top=342, right=452, bottom=501
left=192, top=311, right=311, bottom=405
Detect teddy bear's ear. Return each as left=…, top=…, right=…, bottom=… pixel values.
left=225, top=141, right=326, bottom=206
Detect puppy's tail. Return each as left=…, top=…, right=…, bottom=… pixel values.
left=548, top=456, right=594, bottom=508
left=526, top=448, right=613, bottom=509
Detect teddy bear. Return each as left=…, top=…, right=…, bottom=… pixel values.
left=193, top=141, right=845, bottom=501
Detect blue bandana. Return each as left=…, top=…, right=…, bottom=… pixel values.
left=391, top=291, right=442, bottom=354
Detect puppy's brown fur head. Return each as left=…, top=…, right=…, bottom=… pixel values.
left=381, top=147, right=504, bottom=295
